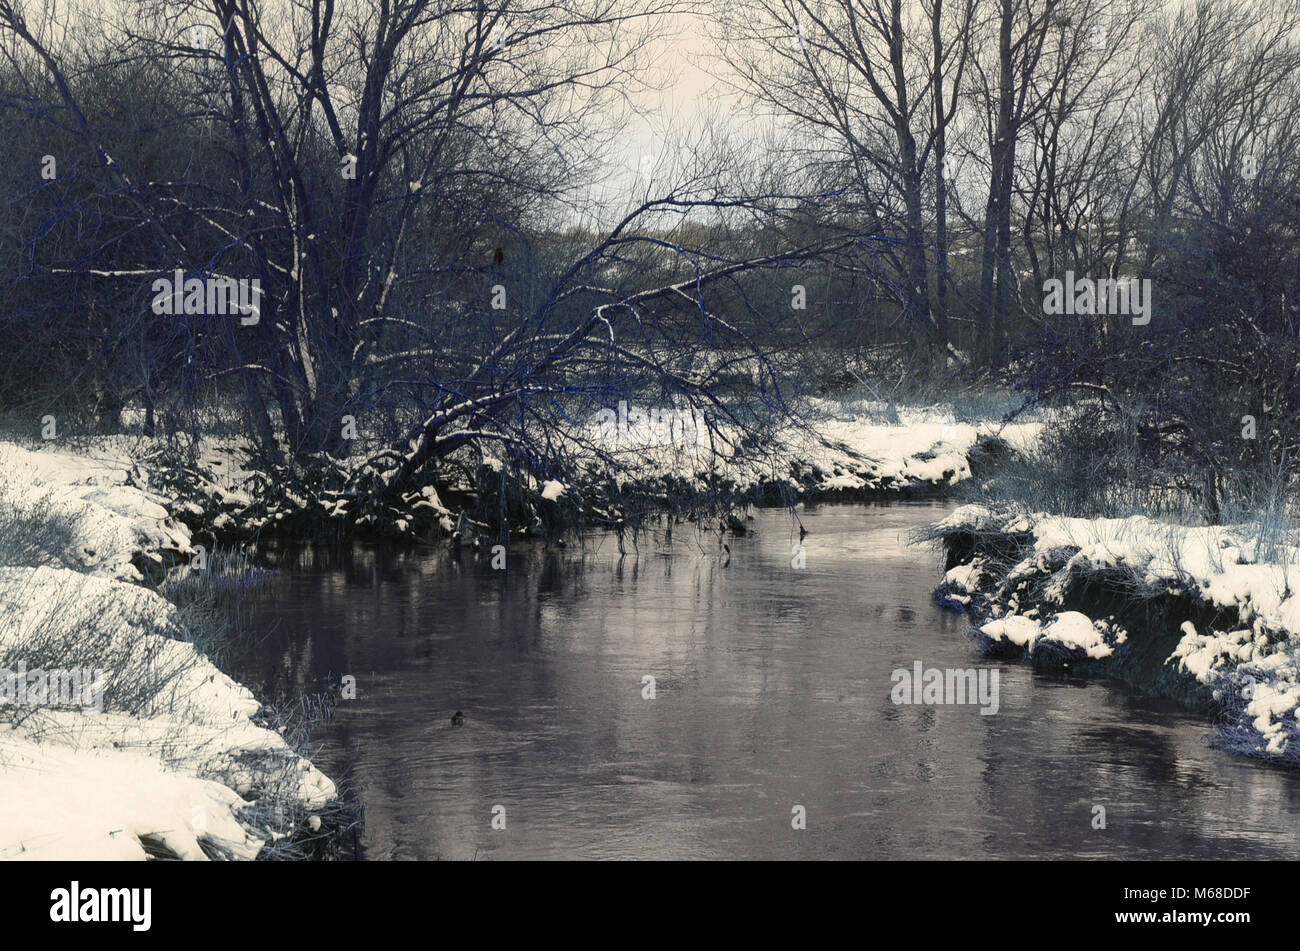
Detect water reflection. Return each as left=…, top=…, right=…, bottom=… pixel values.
left=232, top=502, right=1300, bottom=860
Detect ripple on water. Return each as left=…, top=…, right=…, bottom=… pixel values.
left=233, top=502, right=1300, bottom=859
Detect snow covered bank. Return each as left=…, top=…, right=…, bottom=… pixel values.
left=929, top=504, right=1300, bottom=764
left=0, top=442, right=190, bottom=581
left=557, top=397, right=1042, bottom=505
left=0, top=440, right=338, bottom=860
left=771, top=401, right=1041, bottom=499
left=152, top=400, right=1043, bottom=545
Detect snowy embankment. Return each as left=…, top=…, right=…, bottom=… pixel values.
left=0, top=442, right=336, bottom=860
left=932, top=504, right=1300, bottom=764
left=158, top=400, right=1043, bottom=544
left=582, top=399, right=1041, bottom=500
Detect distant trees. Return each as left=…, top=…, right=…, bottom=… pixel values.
left=1014, top=0, right=1300, bottom=517
left=0, top=0, right=882, bottom=495
left=3, top=0, right=1300, bottom=518
left=720, top=0, right=978, bottom=364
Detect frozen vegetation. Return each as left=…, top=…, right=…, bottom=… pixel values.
left=137, top=397, right=1043, bottom=545
left=930, top=504, right=1300, bottom=764
left=0, top=441, right=336, bottom=860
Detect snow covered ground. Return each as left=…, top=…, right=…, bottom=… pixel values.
left=0, top=441, right=189, bottom=581
left=573, top=397, right=1042, bottom=498
left=0, top=441, right=336, bottom=860
left=779, top=399, right=1041, bottom=495
left=935, top=504, right=1300, bottom=763
left=111, top=398, right=1041, bottom=544
left=476, top=398, right=1045, bottom=526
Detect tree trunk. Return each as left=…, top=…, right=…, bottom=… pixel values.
left=977, top=0, right=1015, bottom=368
left=932, top=0, right=951, bottom=357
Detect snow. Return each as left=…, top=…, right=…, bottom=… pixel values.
left=571, top=398, right=1041, bottom=500
left=979, top=611, right=1113, bottom=658
left=939, top=505, right=1300, bottom=641
left=980, top=614, right=1043, bottom=648
left=940, top=503, right=1300, bottom=756
left=1041, top=611, right=1115, bottom=659
left=1245, top=680, right=1300, bottom=754
left=1169, top=622, right=1256, bottom=684
left=0, top=566, right=260, bottom=721
left=777, top=405, right=1031, bottom=495
left=117, top=399, right=1038, bottom=544
left=0, top=440, right=335, bottom=860
left=0, top=734, right=264, bottom=860
left=0, top=442, right=191, bottom=580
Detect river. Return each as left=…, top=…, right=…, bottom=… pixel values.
left=231, top=501, right=1300, bottom=859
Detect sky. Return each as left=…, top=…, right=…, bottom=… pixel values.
left=579, top=5, right=752, bottom=224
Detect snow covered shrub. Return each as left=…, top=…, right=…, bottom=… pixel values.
left=0, top=569, right=217, bottom=727
left=968, top=616, right=1037, bottom=659
left=933, top=578, right=974, bottom=613
left=149, top=444, right=457, bottom=543
left=1211, top=659, right=1300, bottom=764
left=0, top=491, right=78, bottom=568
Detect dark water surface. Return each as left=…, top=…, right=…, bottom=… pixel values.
left=232, top=502, right=1300, bottom=859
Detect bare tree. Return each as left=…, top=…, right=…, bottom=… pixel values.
left=0, top=0, right=884, bottom=508
left=719, top=0, right=979, bottom=366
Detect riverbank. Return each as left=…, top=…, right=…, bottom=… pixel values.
left=145, top=398, right=1042, bottom=547
left=926, top=504, right=1300, bottom=766
left=0, top=441, right=341, bottom=859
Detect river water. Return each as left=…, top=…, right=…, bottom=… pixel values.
left=233, top=501, right=1300, bottom=859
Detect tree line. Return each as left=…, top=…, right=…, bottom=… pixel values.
left=0, top=0, right=1298, bottom=514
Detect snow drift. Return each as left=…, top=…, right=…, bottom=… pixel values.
left=0, top=440, right=337, bottom=860
left=930, top=504, right=1300, bottom=764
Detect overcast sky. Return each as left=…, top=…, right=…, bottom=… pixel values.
left=580, top=6, right=751, bottom=225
